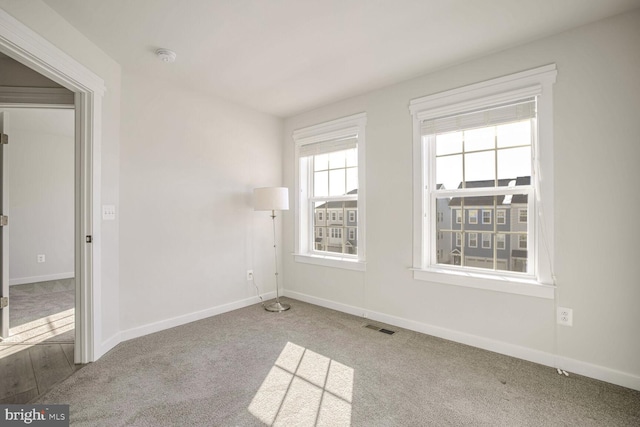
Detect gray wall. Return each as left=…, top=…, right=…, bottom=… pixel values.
left=282, top=10, right=640, bottom=388
left=118, top=70, right=283, bottom=335
left=7, top=108, right=74, bottom=285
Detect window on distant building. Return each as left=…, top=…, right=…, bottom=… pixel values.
left=482, top=210, right=492, bottom=224
left=468, top=209, right=478, bottom=224
left=519, top=234, right=527, bottom=249
left=456, top=232, right=462, bottom=247
left=410, top=65, right=556, bottom=298
left=519, top=208, right=528, bottom=223
left=482, top=233, right=491, bottom=249
left=294, top=113, right=367, bottom=271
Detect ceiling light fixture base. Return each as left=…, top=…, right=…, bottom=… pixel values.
left=155, top=48, right=176, bottom=63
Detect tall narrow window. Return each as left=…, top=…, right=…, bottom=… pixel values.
left=294, top=113, right=366, bottom=270
left=410, top=65, right=556, bottom=298
left=482, top=210, right=492, bottom=224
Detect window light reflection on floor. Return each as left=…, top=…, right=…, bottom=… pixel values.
left=249, top=341, right=354, bottom=426
left=0, top=308, right=74, bottom=359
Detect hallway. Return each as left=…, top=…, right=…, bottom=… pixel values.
left=0, top=279, right=81, bottom=403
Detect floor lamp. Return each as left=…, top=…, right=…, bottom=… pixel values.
left=253, top=187, right=290, bottom=312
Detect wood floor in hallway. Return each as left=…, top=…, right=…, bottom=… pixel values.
left=0, top=279, right=80, bottom=403
left=0, top=342, right=81, bottom=403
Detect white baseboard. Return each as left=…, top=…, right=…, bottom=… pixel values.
left=97, top=332, right=123, bottom=361
left=284, top=290, right=640, bottom=391
left=119, top=292, right=275, bottom=343
left=9, top=272, right=75, bottom=286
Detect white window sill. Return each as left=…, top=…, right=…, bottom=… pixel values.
left=411, top=267, right=555, bottom=299
left=294, top=253, right=366, bottom=271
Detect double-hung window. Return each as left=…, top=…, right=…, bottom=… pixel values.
left=410, top=65, right=556, bottom=298
left=294, top=113, right=366, bottom=271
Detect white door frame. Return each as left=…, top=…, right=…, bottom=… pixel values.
left=0, top=9, right=105, bottom=363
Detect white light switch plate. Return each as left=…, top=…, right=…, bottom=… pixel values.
left=102, top=205, right=116, bottom=220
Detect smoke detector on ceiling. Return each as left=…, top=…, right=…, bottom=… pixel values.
left=155, top=48, right=176, bottom=63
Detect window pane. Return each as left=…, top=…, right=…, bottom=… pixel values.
left=497, top=146, right=531, bottom=181
left=313, top=202, right=328, bottom=252
left=329, top=150, right=346, bottom=169
left=468, top=209, right=478, bottom=224
left=345, top=148, right=357, bottom=167
left=482, top=210, right=492, bottom=224
left=464, top=151, right=495, bottom=185
left=313, top=200, right=357, bottom=256
left=497, top=120, right=531, bottom=148
left=314, top=171, right=328, bottom=197
left=435, top=193, right=530, bottom=273
left=436, top=154, right=462, bottom=190
left=329, top=169, right=346, bottom=196
left=482, top=233, right=491, bottom=249
left=314, top=154, right=328, bottom=171
left=435, top=195, right=455, bottom=265
left=435, top=131, right=463, bottom=156
left=435, top=231, right=457, bottom=266
left=464, top=127, right=494, bottom=152
left=346, top=167, right=358, bottom=194
left=468, top=232, right=478, bottom=248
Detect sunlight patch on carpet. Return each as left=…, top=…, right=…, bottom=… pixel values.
left=249, top=342, right=354, bottom=426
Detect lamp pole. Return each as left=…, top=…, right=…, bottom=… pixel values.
left=264, top=209, right=290, bottom=312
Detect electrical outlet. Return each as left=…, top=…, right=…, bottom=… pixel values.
left=557, top=307, right=573, bottom=326
left=246, top=270, right=254, bottom=281
left=37, top=254, right=46, bottom=263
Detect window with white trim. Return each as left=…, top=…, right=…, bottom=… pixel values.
left=482, top=233, right=491, bottom=249
left=468, top=232, right=478, bottom=248
left=468, top=209, right=478, bottom=224
left=348, top=228, right=356, bottom=240
left=519, top=208, right=528, bottom=223
left=410, top=65, right=556, bottom=297
left=518, top=234, right=527, bottom=249
left=454, top=209, right=461, bottom=224
left=294, top=113, right=367, bottom=270
left=482, top=210, right=492, bottom=224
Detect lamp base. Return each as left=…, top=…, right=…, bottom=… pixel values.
left=264, top=301, right=291, bottom=312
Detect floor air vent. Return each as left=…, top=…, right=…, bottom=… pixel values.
left=364, top=324, right=396, bottom=335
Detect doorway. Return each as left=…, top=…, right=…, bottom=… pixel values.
left=0, top=7, right=105, bottom=366
left=0, top=108, right=79, bottom=403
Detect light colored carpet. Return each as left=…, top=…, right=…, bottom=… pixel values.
left=35, top=298, right=639, bottom=426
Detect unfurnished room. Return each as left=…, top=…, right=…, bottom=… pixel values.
left=0, top=1, right=639, bottom=426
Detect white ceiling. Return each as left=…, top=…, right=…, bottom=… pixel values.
left=43, top=0, right=640, bottom=118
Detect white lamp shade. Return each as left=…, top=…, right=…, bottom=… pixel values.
left=253, top=187, right=289, bottom=211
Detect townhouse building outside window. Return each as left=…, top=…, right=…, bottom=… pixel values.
left=410, top=65, right=556, bottom=298
left=294, top=113, right=367, bottom=271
